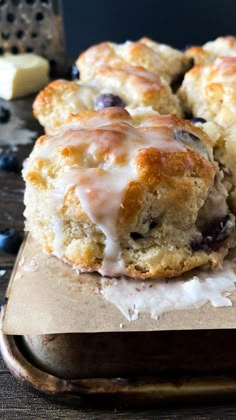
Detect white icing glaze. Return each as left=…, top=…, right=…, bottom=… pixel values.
left=75, top=168, right=132, bottom=275
left=24, top=116, right=187, bottom=276
left=101, top=263, right=236, bottom=321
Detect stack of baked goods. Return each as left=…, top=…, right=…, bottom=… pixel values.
left=22, top=36, right=236, bottom=279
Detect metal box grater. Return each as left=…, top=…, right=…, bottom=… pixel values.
left=0, top=0, right=65, bottom=70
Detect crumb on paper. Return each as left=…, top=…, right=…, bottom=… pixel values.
left=119, top=323, right=123, bottom=329
left=23, top=256, right=39, bottom=272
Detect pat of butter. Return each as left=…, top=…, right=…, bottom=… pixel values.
left=0, top=53, right=49, bottom=100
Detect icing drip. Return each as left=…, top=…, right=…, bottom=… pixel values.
left=101, top=263, right=236, bottom=321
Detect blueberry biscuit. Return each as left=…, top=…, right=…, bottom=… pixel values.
left=23, top=108, right=235, bottom=279
left=33, top=37, right=190, bottom=134
left=76, top=37, right=191, bottom=84
left=178, top=56, right=236, bottom=128
left=33, top=67, right=182, bottom=134
left=185, top=36, right=236, bottom=66
left=179, top=51, right=236, bottom=215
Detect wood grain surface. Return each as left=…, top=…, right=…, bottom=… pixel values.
left=1, top=97, right=236, bottom=418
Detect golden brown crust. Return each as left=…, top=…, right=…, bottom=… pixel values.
left=185, top=36, right=236, bottom=65
left=23, top=108, right=234, bottom=279
left=179, top=57, right=236, bottom=128
left=77, top=37, right=190, bottom=84
left=33, top=79, right=79, bottom=118
left=33, top=79, right=97, bottom=134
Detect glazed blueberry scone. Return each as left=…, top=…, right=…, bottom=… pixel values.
left=33, top=66, right=182, bottom=134
left=178, top=56, right=236, bottom=128
left=76, top=37, right=191, bottom=84
left=185, top=36, right=236, bottom=66
left=179, top=48, right=236, bottom=215
left=23, top=107, right=235, bottom=279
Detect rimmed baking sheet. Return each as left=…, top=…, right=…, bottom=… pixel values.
left=1, top=331, right=236, bottom=407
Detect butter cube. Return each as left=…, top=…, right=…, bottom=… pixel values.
left=0, top=53, right=49, bottom=100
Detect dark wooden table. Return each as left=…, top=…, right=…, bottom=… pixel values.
left=1, top=97, right=236, bottom=419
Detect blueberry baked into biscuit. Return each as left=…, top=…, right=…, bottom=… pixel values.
left=23, top=108, right=235, bottom=279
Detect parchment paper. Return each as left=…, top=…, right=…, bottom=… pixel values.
left=2, top=235, right=236, bottom=335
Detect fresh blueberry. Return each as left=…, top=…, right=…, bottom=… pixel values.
left=0, top=228, right=22, bottom=254
left=0, top=154, right=18, bottom=172
left=94, top=93, right=125, bottom=110
left=174, top=130, right=209, bottom=159
left=0, top=106, right=10, bottom=123
left=71, top=64, right=79, bottom=80
left=190, top=117, right=207, bottom=124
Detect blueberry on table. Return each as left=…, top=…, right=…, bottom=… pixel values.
left=0, top=228, right=22, bottom=254
left=0, top=153, right=18, bottom=172
left=71, top=64, right=80, bottom=80
left=94, top=93, right=125, bottom=110
left=0, top=106, right=10, bottom=123
left=190, top=117, right=207, bottom=124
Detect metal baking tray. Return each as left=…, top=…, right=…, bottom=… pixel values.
left=2, top=317, right=236, bottom=407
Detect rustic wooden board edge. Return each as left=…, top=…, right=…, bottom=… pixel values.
left=1, top=326, right=236, bottom=407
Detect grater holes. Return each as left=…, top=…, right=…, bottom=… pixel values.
left=2, top=32, right=10, bottom=40
left=6, top=12, right=15, bottom=23
left=0, top=0, right=6, bottom=6
left=16, top=29, right=24, bottom=39
left=31, top=32, right=38, bottom=38
left=11, top=0, right=20, bottom=5
left=25, top=46, right=33, bottom=52
left=25, top=0, right=36, bottom=4
left=11, top=46, right=19, bottom=54
left=35, top=11, right=44, bottom=21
